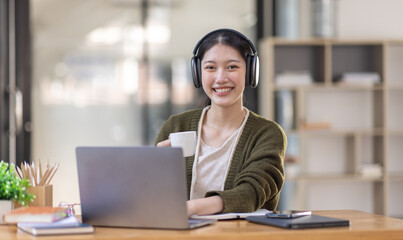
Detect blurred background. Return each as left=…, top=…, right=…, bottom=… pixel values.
left=1, top=0, right=403, bottom=216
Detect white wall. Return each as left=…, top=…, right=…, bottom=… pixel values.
left=299, top=0, right=403, bottom=39
left=338, top=0, right=403, bottom=39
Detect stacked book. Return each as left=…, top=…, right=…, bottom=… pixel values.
left=338, top=72, right=381, bottom=86
left=275, top=71, right=314, bottom=86
left=359, top=163, right=383, bottom=177
left=3, top=206, right=94, bottom=236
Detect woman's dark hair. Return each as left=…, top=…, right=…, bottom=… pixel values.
left=196, top=30, right=254, bottom=107
left=196, top=30, right=254, bottom=64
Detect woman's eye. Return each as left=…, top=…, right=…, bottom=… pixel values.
left=228, top=65, right=239, bottom=70
left=205, top=66, right=215, bottom=70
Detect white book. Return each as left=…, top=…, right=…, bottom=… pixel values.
left=190, top=209, right=272, bottom=220
left=18, top=223, right=94, bottom=236
left=339, top=72, right=381, bottom=85
left=17, top=215, right=80, bottom=228
left=17, top=216, right=94, bottom=236
left=275, top=71, right=313, bottom=86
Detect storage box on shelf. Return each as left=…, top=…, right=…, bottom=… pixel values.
left=259, top=38, right=403, bottom=217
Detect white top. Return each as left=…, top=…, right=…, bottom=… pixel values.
left=190, top=106, right=250, bottom=200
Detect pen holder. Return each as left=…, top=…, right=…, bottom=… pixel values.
left=27, top=185, right=53, bottom=207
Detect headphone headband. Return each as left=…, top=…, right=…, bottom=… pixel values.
left=192, top=28, right=257, bottom=57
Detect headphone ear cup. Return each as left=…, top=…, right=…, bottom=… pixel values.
left=248, top=55, right=259, bottom=88
left=245, top=55, right=252, bottom=87
left=191, top=57, right=201, bottom=88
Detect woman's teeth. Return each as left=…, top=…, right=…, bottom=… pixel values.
left=214, top=88, right=231, bottom=93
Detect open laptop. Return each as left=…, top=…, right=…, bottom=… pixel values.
left=76, top=146, right=215, bottom=229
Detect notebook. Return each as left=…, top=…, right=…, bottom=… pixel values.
left=18, top=223, right=94, bottom=236
left=76, top=146, right=215, bottom=230
left=246, top=214, right=350, bottom=229
left=191, top=209, right=272, bottom=220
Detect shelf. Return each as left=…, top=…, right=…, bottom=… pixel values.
left=388, top=174, right=403, bottom=181
left=298, top=128, right=385, bottom=136
left=263, top=37, right=402, bottom=216
left=274, top=45, right=325, bottom=85
left=272, top=83, right=384, bottom=91
left=289, top=173, right=384, bottom=182
left=331, top=44, right=383, bottom=83
left=388, top=130, right=403, bottom=135
left=267, top=38, right=403, bottom=46
left=269, top=38, right=390, bottom=45
left=386, top=83, right=403, bottom=90
left=269, top=38, right=328, bottom=45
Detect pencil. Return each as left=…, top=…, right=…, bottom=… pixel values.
left=45, top=163, right=59, bottom=185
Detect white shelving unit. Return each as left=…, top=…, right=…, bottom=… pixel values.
left=259, top=38, right=403, bottom=218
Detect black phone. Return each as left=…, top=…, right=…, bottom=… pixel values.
left=266, top=210, right=312, bottom=219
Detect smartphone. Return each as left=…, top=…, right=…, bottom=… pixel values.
left=266, top=210, right=312, bottom=219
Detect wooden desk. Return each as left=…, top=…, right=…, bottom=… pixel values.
left=1, top=210, right=403, bottom=240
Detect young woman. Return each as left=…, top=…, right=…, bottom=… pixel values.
left=156, top=29, right=286, bottom=216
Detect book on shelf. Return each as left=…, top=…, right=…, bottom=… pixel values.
left=275, top=71, right=313, bottom=86
left=3, top=206, right=67, bottom=224
left=359, top=163, right=382, bottom=177
left=191, top=209, right=272, bottom=220
left=337, top=72, right=381, bottom=86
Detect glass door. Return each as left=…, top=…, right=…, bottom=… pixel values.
left=30, top=0, right=257, bottom=208
left=0, top=0, right=9, bottom=162
left=0, top=0, right=31, bottom=165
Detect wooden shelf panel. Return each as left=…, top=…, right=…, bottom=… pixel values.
left=388, top=174, right=403, bottom=181
left=268, top=37, right=403, bottom=46
left=272, top=83, right=384, bottom=91
left=388, top=130, right=403, bottom=135
left=297, top=128, right=385, bottom=136
left=269, top=37, right=393, bottom=45
left=386, top=83, right=403, bottom=90
left=287, top=174, right=384, bottom=182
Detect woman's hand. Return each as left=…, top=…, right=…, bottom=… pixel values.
left=157, top=139, right=171, bottom=147
left=186, top=196, right=224, bottom=217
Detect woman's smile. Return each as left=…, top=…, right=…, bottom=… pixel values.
left=213, top=87, right=233, bottom=93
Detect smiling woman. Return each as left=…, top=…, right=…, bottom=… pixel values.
left=156, top=29, right=286, bottom=217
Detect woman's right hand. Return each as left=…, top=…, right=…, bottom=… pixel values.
left=156, top=139, right=171, bottom=147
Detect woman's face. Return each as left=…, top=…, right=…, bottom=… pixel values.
left=201, top=44, right=246, bottom=109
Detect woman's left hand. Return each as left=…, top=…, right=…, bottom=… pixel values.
left=156, top=139, right=171, bottom=147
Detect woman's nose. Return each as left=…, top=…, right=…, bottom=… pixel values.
left=215, top=68, right=227, bottom=83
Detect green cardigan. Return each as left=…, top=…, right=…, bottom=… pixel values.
left=155, top=108, right=286, bottom=213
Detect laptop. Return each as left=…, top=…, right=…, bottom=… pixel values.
left=76, top=146, right=215, bottom=229
left=246, top=214, right=350, bottom=229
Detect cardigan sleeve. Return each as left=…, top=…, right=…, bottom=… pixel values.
left=155, top=109, right=202, bottom=145
left=206, top=116, right=287, bottom=213
left=155, top=116, right=174, bottom=145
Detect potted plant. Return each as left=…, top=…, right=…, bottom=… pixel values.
left=0, top=161, right=34, bottom=223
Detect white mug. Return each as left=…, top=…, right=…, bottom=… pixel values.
left=170, top=131, right=197, bottom=157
